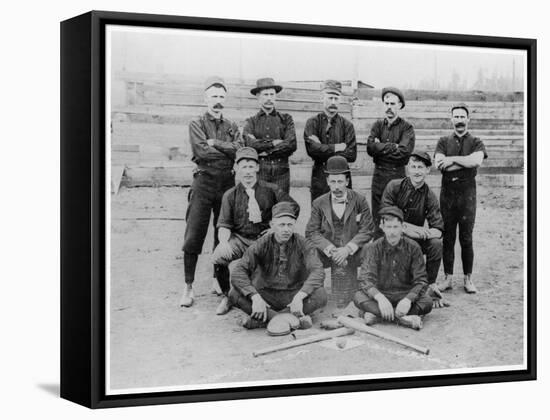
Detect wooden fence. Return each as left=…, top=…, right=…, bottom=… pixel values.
left=111, top=73, right=524, bottom=189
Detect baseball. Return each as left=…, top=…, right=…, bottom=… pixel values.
left=336, top=338, right=347, bottom=349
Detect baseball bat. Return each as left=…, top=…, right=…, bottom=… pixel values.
left=336, top=316, right=430, bottom=355
left=253, top=327, right=355, bottom=357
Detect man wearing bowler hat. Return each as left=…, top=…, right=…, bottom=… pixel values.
left=211, top=147, right=298, bottom=315
left=243, top=78, right=297, bottom=193
left=304, top=80, right=357, bottom=202
left=434, top=103, right=487, bottom=294
left=230, top=202, right=327, bottom=334
left=367, top=87, right=415, bottom=235
left=306, top=155, right=375, bottom=271
left=354, top=206, right=433, bottom=330
left=180, top=76, right=243, bottom=308
left=381, top=151, right=447, bottom=308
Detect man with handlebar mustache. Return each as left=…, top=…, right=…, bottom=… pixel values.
left=180, top=76, right=243, bottom=308
left=434, top=103, right=488, bottom=294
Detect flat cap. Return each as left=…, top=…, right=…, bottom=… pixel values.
left=204, top=76, right=227, bottom=91
left=410, top=150, right=432, bottom=167
left=322, top=80, right=342, bottom=95
left=381, top=87, right=405, bottom=109
left=236, top=147, right=259, bottom=163
left=324, top=155, right=350, bottom=174
left=451, top=102, right=470, bottom=116
left=379, top=206, right=404, bottom=222
left=272, top=201, right=298, bottom=220
left=250, top=77, right=283, bottom=95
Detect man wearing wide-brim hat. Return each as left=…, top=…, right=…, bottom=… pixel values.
left=304, top=80, right=357, bottom=202
left=354, top=206, right=433, bottom=330
left=381, top=151, right=447, bottom=308
left=243, top=77, right=297, bottom=193
left=211, top=147, right=298, bottom=315
left=306, top=156, right=375, bottom=274
left=230, top=202, right=327, bottom=335
left=367, top=86, right=416, bottom=237
left=180, top=76, right=243, bottom=308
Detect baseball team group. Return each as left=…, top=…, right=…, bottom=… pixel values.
left=178, top=75, right=487, bottom=336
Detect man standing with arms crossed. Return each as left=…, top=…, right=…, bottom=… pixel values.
left=243, top=78, right=297, bottom=193
left=304, top=80, right=357, bottom=202
left=367, top=87, right=415, bottom=234
left=180, top=76, right=243, bottom=308
left=435, top=103, right=487, bottom=294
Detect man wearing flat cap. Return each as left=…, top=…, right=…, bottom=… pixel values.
left=180, top=76, right=243, bottom=308
left=230, top=202, right=327, bottom=332
left=211, top=147, right=298, bottom=315
left=367, top=87, right=416, bottom=236
left=354, top=206, right=433, bottom=330
left=243, top=78, right=297, bottom=193
left=434, top=103, right=488, bottom=294
left=304, top=80, right=357, bottom=202
left=306, top=155, right=375, bottom=273
left=381, top=151, right=447, bottom=308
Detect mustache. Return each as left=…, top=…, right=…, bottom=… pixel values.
left=455, top=122, right=466, bottom=127
left=213, top=104, right=224, bottom=109
left=386, top=109, right=394, bottom=113
left=328, top=105, right=338, bottom=110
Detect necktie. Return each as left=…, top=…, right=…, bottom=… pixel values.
left=245, top=188, right=262, bottom=223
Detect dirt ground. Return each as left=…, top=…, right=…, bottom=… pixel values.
left=108, top=183, right=524, bottom=392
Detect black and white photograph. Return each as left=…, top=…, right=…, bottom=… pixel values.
left=104, top=22, right=529, bottom=395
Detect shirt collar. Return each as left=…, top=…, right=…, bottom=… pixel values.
left=383, top=116, right=401, bottom=127
left=258, top=108, right=277, bottom=117
left=405, top=176, right=427, bottom=192
left=382, top=236, right=404, bottom=252
left=321, top=112, right=339, bottom=123
left=453, top=130, right=470, bottom=140
left=205, top=111, right=224, bottom=122
left=331, top=190, right=348, bottom=204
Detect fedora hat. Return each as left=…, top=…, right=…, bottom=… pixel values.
left=250, top=78, right=283, bottom=95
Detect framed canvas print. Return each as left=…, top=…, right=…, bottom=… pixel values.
left=60, top=10, right=536, bottom=408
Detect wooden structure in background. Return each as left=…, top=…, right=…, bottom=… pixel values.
left=111, top=73, right=524, bottom=190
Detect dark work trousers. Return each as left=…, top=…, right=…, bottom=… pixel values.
left=440, top=178, right=476, bottom=275
left=258, top=157, right=290, bottom=193
left=229, top=287, right=328, bottom=315
left=413, top=238, right=443, bottom=285
left=182, top=170, right=235, bottom=285
left=310, top=162, right=353, bottom=202
left=353, top=290, right=433, bottom=316
left=371, top=165, right=406, bottom=237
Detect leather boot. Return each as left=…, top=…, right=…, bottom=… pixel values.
left=464, top=274, right=478, bottom=294
left=179, top=286, right=194, bottom=307
left=215, top=296, right=232, bottom=315
left=437, top=273, right=453, bottom=292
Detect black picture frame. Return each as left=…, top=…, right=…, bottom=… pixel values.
left=60, top=10, right=537, bottom=409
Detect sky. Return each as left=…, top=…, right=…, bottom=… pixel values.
left=109, top=25, right=526, bottom=90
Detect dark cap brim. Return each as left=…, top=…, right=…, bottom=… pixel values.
left=251, top=85, right=283, bottom=95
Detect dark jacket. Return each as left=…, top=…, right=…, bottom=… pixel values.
left=231, top=232, right=325, bottom=297
left=305, top=188, right=375, bottom=252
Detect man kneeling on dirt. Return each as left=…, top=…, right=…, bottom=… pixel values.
left=229, top=202, right=328, bottom=335
left=212, top=147, right=298, bottom=315
left=353, top=206, right=432, bottom=330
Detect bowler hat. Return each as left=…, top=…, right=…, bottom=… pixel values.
left=451, top=102, right=470, bottom=116
left=272, top=202, right=298, bottom=219
left=381, top=87, right=405, bottom=109
left=322, top=80, right=342, bottom=95
left=250, top=78, right=283, bottom=95
left=409, top=151, right=432, bottom=167
left=324, top=156, right=350, bottom=175
left=379, top=206, right=404, bottom=222
left=236, top=147, right=259, bottom=163
left=204, top=76, right=227, bottom=91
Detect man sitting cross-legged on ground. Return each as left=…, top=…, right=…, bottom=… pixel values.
left=353, top=206, right=433, bottom=330
left=212, top=147, right=298, bottom=315
left=229, top=202, right=328, bottom=336
left=305, top=155, right=375, bottom=273
left=380, top=151, right=448, bottom=308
